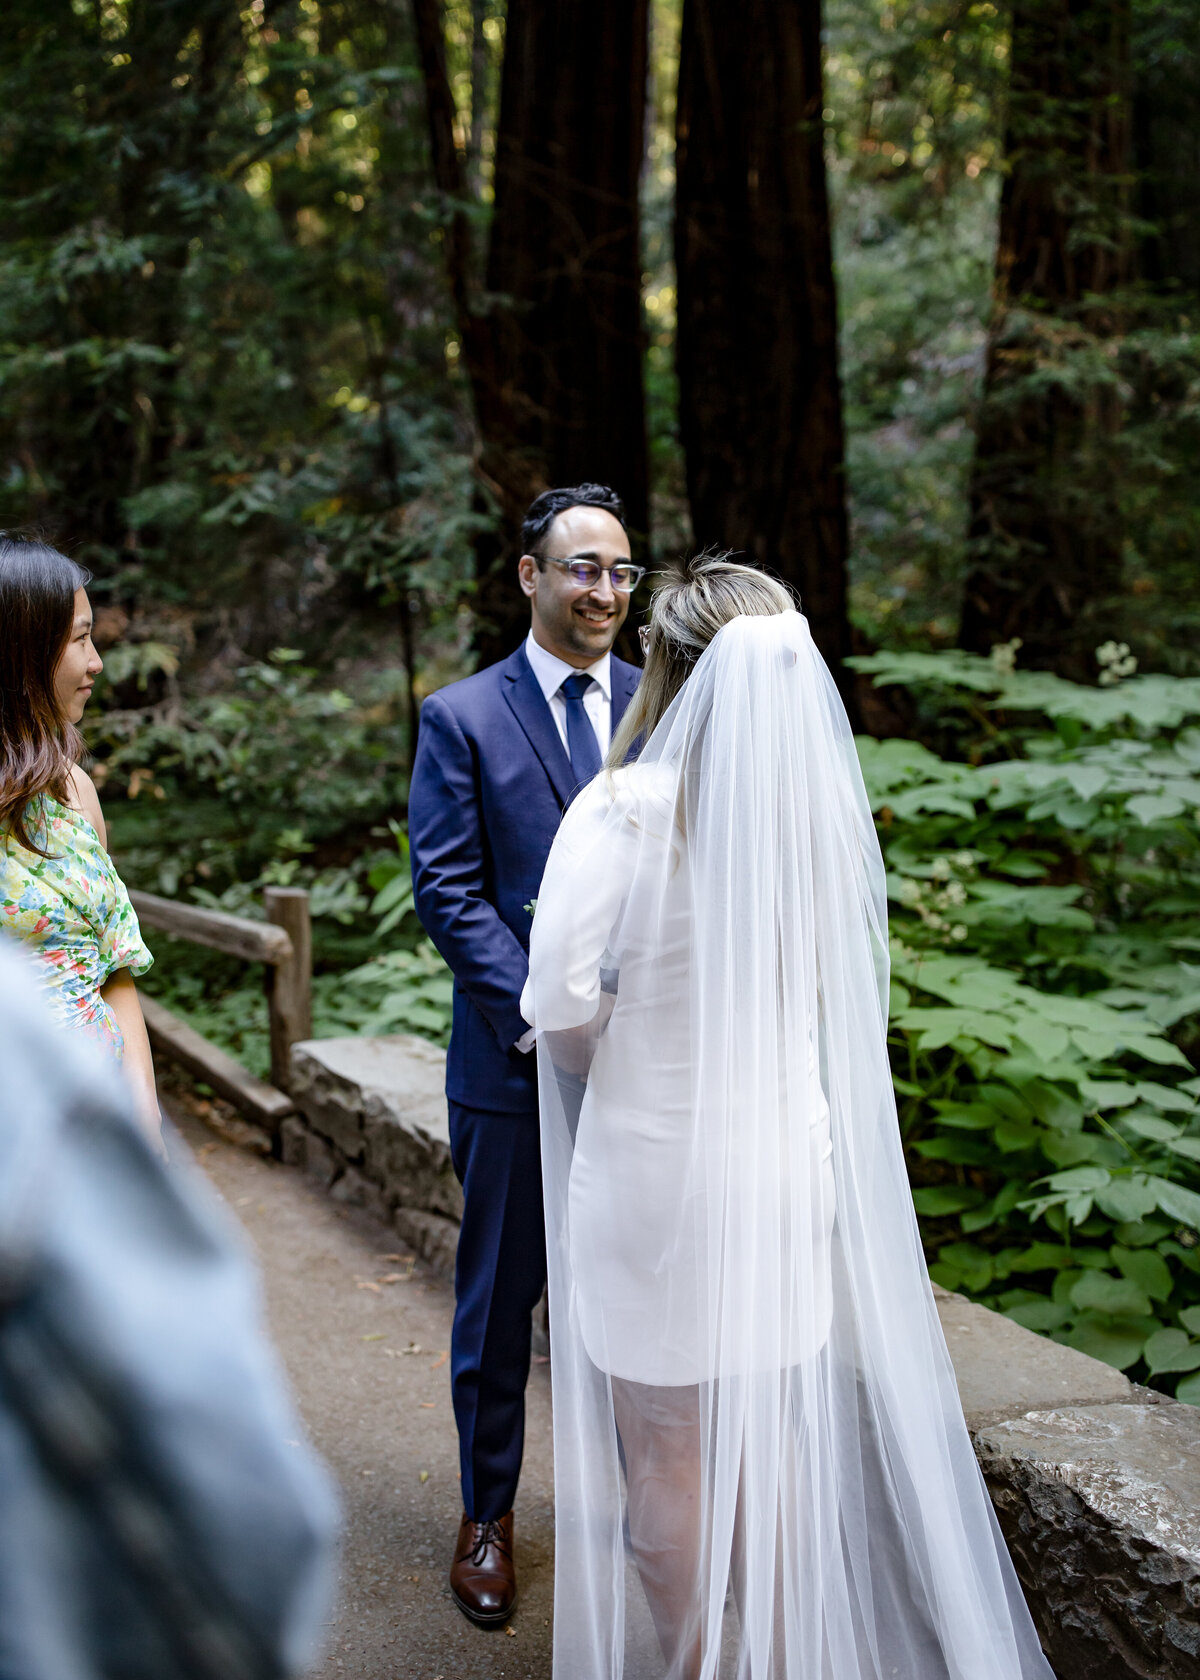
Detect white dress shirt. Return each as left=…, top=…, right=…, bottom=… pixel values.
left=515, top=632, right=614, bottom=1053
left=523, top=630, right=613, bottom=757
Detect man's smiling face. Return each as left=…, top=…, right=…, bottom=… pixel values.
left=518, top=505, right=632, bottom=667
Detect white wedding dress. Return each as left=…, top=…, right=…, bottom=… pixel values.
left=521, top=611, right=1053, bottom=1680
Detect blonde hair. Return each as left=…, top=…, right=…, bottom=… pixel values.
left=607, top=553, right=793, bottom=768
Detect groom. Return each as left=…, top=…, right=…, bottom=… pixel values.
left=408, top=483, right=642, bottom=1626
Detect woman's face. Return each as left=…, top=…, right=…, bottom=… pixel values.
left=53, top=588, right=103, bottom=725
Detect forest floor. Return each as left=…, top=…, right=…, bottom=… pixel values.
left=165, top=1095, right=555, bottom=1680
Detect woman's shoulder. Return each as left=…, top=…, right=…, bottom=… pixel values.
left=63, top=767, right=107, bottom=847
left=607, top=761, right=677, bottom=815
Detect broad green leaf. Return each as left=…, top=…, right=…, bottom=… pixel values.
left=1174, top=1372, right=1200, bottom=1407
left=1179, top=1306, right=1200, bottom=1337
left=1143, top=1329, right=1200, bottom=1376
left=1013, top=1019, right=1072, bottom=1064
left=1023, top=1082, right=1084, bottom=1131
left=1078, top=1080, right=1140, bottom=1110
left=1007, top=1243, right=1074, bottom=1273
left=1111, top=1218, right=1171, bottom=1247
left=1005, top=1299, right=1070, bottom=1333
left=1063, top=1321, right=1146, bottom=1371
left=1136, top=1082, right=1199, bottom=1114
left=1094, top=1177, right=1161, bottom=1222
left=995, top=1119, right=1041, bottom=1152
left=1069, top=1272, right=1152, bottom=1318
left=1167, top=1139, right=1200, bottom=1164
left=1126, top=792, right=1187, bottom=825
left=911, top=1186, right=984, bottom=1216
left=931, top=1102, right=1000, bottom=1131
left=1123, top=1036, right=1191, bottom=1070
left=1122, top=1113, right=1182, bottom=1143
left=1044, top=1167, right=1112, bottom=1193
left=1110, top=1245, right=1173, bottom=1301
left=1149, top=1177, right=1200, bottom=1232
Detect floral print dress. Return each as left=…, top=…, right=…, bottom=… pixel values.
left=0, top=797, right=153, bottom=1060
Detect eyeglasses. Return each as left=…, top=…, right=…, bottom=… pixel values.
left=542, top=555, right=646, bottom=593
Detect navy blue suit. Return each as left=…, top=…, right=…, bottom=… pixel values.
left=409, top=641, right=640, bottom=1520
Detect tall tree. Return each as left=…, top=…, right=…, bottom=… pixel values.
left=0, top=0, right=246, bottom=572
left=410, top=0, right=650, bottom=664
left=1133, top=0, right=1200, bottom=296
left=674, top=0, right=852, bottom=699
left=960, top=0, right=1132, bottom=674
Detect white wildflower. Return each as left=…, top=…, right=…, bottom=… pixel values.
left=989, top=637, right=1023, bottom=676
left=1096, top=640, right=1137, bottom=687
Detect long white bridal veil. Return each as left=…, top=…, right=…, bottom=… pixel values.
left=522, top=611, right=1053, bottom=1680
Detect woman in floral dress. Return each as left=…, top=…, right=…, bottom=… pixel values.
left=0, top=535, right=160, bottom=1139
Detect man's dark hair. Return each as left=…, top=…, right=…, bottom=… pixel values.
left=521, top=484, right=625, bottom=561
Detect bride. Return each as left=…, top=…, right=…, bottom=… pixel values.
left=520, top=556, right=1053, bottom=1680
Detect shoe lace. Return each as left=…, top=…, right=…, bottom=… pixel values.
left=466, top=1519, right=512, bottom=1565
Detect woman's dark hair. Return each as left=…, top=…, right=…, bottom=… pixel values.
left=0, top=536, right=91, bottom=855
left=521, top=484, right=626, bottom=558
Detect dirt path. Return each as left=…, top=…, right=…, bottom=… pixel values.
left=165, top=1099, right=554, bottom=1680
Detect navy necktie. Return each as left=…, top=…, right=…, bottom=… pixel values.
left=560, top=672, right=603, bottom=785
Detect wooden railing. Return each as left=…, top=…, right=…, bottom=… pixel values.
left=130, top=885, right=312, bottom=1135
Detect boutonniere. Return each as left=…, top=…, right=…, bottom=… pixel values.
left=524, top=898, right=538, bottom=917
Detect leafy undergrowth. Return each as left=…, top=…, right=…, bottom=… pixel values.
left=854, top=647, right=1200, bottom=1400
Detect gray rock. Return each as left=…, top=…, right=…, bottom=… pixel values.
left=976, top=1399, right=1200, bottom=1680
left=278, top=1113, right=309, bottom=1170
left=329, top=1165, right=390, bottom=1224
left=934, top=1285, right=1132, bottom=1423
left=301, top=1130, right=339, bottom=1189
left=290, top=1035, right=460, bottom=1219
left=393, top=1207, right=460, bottom=1278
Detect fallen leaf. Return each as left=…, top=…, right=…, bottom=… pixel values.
left=419, top=1470, right=429, bottom=1484
left=379, top=1253, right=415, bottom=1264
left=408, top=1574, right=419, bottom=1584
left=362, top=1333, right=385, bottom=1342
left=420, top=1402, right=435, bottom=1409
left=376, top=1272, right=410, bottom=1285
left=402, top=1342, right=422, bottom=1355
left=505, top=1625, right=516, bottom=1637
left=354, top=1277, right=383, bottom=1295
left=430, top=1350, right=449, bottom=1370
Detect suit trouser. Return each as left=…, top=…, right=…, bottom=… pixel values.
left=447, top=1100, right=547, bottom=1522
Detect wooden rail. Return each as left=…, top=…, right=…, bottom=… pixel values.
left=131, top=885, right=312, bottom=1133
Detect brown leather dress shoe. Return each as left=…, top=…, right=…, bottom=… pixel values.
left=449, top=1510, right=517, bottom=1627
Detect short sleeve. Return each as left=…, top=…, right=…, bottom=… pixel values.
left=96, top=875, right=154, bottom=982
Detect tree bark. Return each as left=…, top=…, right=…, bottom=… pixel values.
left=674, top=0, right=852, bottom=701
left=960, top=0, right=1132, bottom=675
left=410, top=0, right=651, bottom=665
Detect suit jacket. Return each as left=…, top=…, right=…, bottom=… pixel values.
left=409, top=642, right=641, bottom=1112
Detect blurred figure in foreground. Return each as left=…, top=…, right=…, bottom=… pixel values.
left=0, top=534, right=159, bottom=1139
left=0, top=943, right=339, bottom=1680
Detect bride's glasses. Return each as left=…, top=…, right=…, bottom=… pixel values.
left=543, top=556, right=646, bottom=593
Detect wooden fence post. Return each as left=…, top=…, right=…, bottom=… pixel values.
left=264, top=887, right=312, bottom=1093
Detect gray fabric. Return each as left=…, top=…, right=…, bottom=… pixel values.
left=0, top=944, right=339, bottom=1680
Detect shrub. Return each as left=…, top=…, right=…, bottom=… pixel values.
left=853, top=647, right=1200, bottom=1398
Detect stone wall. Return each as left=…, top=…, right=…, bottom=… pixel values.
left=288, top=1034, right=1200, bottom=1678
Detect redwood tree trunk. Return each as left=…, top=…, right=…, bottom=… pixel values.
left=674, top=0, right=852, bottom=699
left=960, top=0, right=1132, bottom=675
left=411, top=0, right=650, bottom=666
